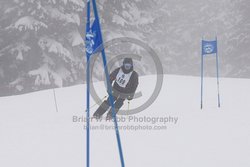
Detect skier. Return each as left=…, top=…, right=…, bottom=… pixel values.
left=93, top=58, right=139, bottom=120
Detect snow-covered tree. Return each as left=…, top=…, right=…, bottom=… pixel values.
left=0, top=0, right=85, bottom=96
left=1, top=0, right=250, bottom=96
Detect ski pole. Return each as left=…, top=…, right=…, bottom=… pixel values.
left=127, top=101, right=130, bottom=112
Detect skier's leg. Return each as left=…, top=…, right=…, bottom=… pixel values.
left=106, top=98, right=125, bottom=119
left=93, top=95, right=118, bottom=118
left=93, top=100, right=109, bottom=118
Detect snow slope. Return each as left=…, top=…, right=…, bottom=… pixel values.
left=0, top=75, right=250, bottom=167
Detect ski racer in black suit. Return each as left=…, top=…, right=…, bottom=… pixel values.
left=93, top=58, right=139, bottom=120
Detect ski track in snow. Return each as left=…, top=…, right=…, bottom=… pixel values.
left=0, top=75, right=250, bottom=167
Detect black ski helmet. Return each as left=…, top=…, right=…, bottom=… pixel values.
left=122, top=58, right=133, bottom=73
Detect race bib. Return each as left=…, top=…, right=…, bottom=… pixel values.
left=115, top=69, right=133, bottom=88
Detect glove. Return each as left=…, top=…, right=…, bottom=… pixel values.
left=127, top=95, right=133, bottom=101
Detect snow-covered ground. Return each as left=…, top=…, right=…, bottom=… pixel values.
left=0, top=75, right=250, bottom=167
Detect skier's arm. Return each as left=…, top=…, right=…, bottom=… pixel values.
left=109, top=68, right=120, bottom=84
left=127, top=72, right=139, bottom=100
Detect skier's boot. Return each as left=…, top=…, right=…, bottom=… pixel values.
left=106, top=112, right=114, bottom=121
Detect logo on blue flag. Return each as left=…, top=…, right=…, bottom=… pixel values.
left=202, top=40, right=217, bottom=55
left=85, top=20, right=103, bottom=55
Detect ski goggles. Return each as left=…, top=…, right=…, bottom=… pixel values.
left=124, top=63, right=132, bottom=70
